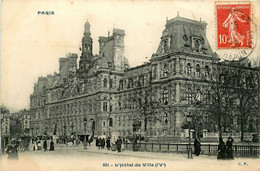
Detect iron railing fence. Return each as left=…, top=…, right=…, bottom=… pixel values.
left=124, top=142, right=259, bottom=158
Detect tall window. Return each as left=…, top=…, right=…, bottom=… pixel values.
left=163, top=89, right=169, bottom=105
left=118, top=117, right=121, bottom=126
left=128, top=78, right=133, bottom=88
left=119, top=80, right=123, bottom=90
left=153, top=67, right=158, bottom=79
left=118, top=102, right=121, bottom=110
left=205, top=90, right=210, bottom=104
left=163, top=113, right=168, bottom=124
left=109, top=118, right=113, bottom=126
left=205, top=66, right=210, bottom=78
left=103, top=102, right=108, bottom=111
left=196, top=64, right=200, bottom=77
left=109, top=79, right=113, bottom=88
left=187, top=88, right=192, bottom=104
left=187, top=63, right=192, bottom=76
left=103, top=78, right=108, bottom=88
left=163, top=64, right=168, bottom=78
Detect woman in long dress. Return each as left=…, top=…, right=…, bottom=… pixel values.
left=217, top=138, right=226, bottom=159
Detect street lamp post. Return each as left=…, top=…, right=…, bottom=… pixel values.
left=63, top=125, right=67, bottom=138
left=83, top=118, right=87, bottom=150
left=187, top=114, right=193, bottom=159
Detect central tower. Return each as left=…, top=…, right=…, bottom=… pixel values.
left=78, top=21, right=93, bottom=73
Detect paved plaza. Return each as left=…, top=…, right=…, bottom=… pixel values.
left=1, top=144, right=259, bottom=171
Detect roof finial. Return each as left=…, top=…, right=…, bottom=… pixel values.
left=177, top=11, right=179, bottom=17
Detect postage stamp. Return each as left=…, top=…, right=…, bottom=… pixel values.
left=215, top=1, right=256, bottom=61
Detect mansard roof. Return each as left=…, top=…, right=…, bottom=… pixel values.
left=155, top=16, right=215, bottom=58
left=123, top=63, right=150, bottom=78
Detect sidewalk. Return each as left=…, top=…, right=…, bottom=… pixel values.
left=74, top=144, right=216, bottom=161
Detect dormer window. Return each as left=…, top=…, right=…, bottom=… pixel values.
left=163, top=39, right=168, bottom=53
left=192, top=37, right=202, bottom=52
left=108, top=62, right=112, bottom=68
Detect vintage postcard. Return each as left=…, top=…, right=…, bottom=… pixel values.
left=1, top=0, right=260, bottom=171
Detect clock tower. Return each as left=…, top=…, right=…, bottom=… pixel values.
left=79, top=20, right=93, bottom=73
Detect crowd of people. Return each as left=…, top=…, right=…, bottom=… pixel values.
left=193, top=136, right=234, bottom=159
left=95, top=136, right=125, bottom=152
left=217, top=137, right=234, bottom=160
left=3, top=135, right=236, bottom=160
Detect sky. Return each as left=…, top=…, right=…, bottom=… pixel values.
left=1, top=0, right=260, bottom=112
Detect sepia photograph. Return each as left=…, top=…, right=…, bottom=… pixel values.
left=1, top=0, right=260, bottom=170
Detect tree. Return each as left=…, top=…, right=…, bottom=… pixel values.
left=127, top=84, right=163, bottom=139
left=205, top=62, right=234, bottom=138
left=228, top=64, right=259, bottom=141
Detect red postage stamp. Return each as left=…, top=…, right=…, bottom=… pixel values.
left=216, top=2, right=252, bottom=49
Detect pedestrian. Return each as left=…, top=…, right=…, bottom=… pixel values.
left=217, top=137, right=226, bottom=159
left=33, top=141, right=37, bottom=151
left=226, top=137, right=234, bottom=159
left=96, top=137, right=99, bottom=147
left=6, top=139, right=19, bottom=160
left=116, top=137, right=123, bottom=153
left=194, top=137, right=201, bottom=156
left=98, top=137, right=102, bottom=149
left=106, top=138, right=111, bottom=150
left=133, top=137, right=138, bottom=151
left=101, top=138, right=105, bottom=149
left=43, top=139, right=48, bottom=151
left=49, top=139, right=55, bottom=151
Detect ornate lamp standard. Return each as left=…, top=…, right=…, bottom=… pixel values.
left=187, top=114, right=193, bottom=159
left=83, top=118, right=87, bottom=150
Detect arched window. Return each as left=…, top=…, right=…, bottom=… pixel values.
left=103, top=78, right=108, bottom=88
left=163, top=89, right=169, bottom=105
left=205, top=66, right=210, bottom=78
left=196, top=64, right=200, bottom=77
left=163, top=113, right=168, bottom=124
left=187, top=63, right=192, bottom=76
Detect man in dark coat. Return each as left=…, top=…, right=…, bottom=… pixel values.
left=98, top=137, right=102, bottom=149
left=116, top=137, right=123, bottom=152
left=106, top=138, right=111, bottom=150
left=6, top=139, right=18, bottom=160
left=226, top=137, right=234, bottom=159
left=49, top=140, right=55, bottom=151
left=43, top=139, right=48, bottom=151
left=96, top=138, right=99, bottom=147
left=133, top=137, right=138, bottom=151
left=101, top=138, right=105, bottom=149
left=194, top=137, right=201, bottom=156
left=217, top=138, right=226, bottom=159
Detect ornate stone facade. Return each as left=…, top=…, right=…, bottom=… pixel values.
left=29, top=17, right=259, bottom=140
